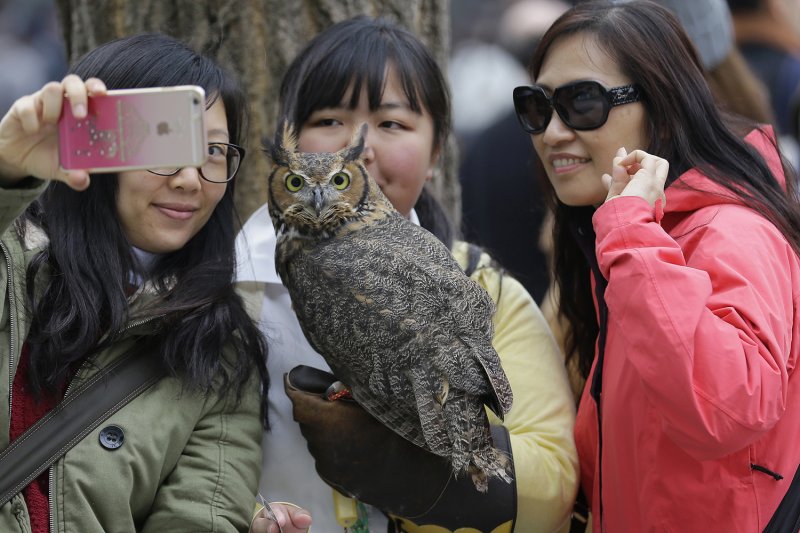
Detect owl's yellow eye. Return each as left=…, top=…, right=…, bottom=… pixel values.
left=285, top=174, right=305, bottom=192
left=331, top=172, right=350, bottom=190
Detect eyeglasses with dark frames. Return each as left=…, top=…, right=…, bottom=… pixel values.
left=147, top=142, right=245, bottom=183
left=513, top=80, right=642, bottom=134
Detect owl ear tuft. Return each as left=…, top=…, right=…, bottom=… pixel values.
left=342, top=123, right=368, bottom=162
left=264, top=118, right=298, bottom=167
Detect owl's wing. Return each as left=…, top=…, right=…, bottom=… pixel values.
left=384, top=218, right=513, bottom=418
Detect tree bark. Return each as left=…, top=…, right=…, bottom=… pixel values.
left=54, top=0, right=458, bottom=225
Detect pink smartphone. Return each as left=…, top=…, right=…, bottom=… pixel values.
left=58, top=86, right=207, bottom=173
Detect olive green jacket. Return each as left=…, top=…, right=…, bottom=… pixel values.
left=0, top=179, right=263, bottom=532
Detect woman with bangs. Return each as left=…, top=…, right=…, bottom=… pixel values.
left=239, top=15, right=579, bottom=533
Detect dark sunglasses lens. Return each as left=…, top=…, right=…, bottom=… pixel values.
left=514, top=87, right=551, bottom=133
left=555, top=82, right=608, bottom=129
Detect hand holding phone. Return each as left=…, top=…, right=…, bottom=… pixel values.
left=0, top=75, right=106, bottom=190
left=58, top=85, right=208, bottom=174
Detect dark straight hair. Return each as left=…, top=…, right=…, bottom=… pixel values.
left=277, top=15, right=455, bottom=247
left=22, top=33, right=269, bottom=425
left=529, top=0, right=800, bottom=378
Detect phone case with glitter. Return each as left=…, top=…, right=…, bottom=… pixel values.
left=58, top=86, right=207, bottom=173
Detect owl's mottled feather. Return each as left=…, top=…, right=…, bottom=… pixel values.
left=266, top=123, right=513, bottom=490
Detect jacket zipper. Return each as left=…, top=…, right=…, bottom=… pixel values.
left=48, top=354, right=91, bottom=533
left=2, top=241, right=17, bottom=422
left=48, top=315, right=158, bottom=533
left=48, top=468, right=54, bottom=533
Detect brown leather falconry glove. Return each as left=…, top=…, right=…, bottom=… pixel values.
left=284, top=365, right=517, bottom=532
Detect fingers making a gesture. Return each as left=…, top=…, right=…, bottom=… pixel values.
left=602, top=147, right=669, bottom=210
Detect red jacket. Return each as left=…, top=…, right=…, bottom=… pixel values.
left=575, top=128, right=800, bottom=532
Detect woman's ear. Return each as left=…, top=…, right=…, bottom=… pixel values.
left=426, top=144, right=442, bottom=182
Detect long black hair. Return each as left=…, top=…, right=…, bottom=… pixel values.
left=277, top=15, right=456, bottom=246
left=22, top=33, right=269, bottom=425
left=530, top=0, right=800, bottom=378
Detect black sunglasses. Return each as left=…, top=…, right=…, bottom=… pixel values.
left=513, top=81, right=642, bottom=134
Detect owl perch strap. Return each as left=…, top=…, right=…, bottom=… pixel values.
left=285, top=365, right=517, bottom=532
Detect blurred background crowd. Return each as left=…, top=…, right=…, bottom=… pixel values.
left=0, top=0, right=66, bottom=116
left=4, top=0, right=800, bottom=303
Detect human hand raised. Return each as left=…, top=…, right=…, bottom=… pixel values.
left=0, top=74, right=107, bottom=190
left=602, top=147, right=668, bottom=209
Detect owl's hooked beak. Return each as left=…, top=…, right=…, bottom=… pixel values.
left=313, top=187, right=325, bottom=215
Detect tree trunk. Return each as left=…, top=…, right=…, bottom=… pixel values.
left=54, top=0, right=458, bottom=225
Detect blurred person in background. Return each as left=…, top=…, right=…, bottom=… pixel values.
left=448, top=0, right=529, bottom=147
left=655, top=0, right=774, bottom=125
left=727, top=0, right=800, bottom=167
left=0, top=0, right=67, bottom=115
left=457, top=0, right=570, bottom=304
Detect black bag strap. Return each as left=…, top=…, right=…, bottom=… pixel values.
left=0, top=345, right=166, bottom=506
left=570, top=487, right=590, bottom=532
left=464, top=242, right=483, bottom=277
left=763, top=463, right=800, bottom=533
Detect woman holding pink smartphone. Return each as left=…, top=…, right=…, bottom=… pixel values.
left=0, top=32, right=309, bottom=533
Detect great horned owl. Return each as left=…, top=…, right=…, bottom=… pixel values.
left=266, top=123, right=513, bottom=491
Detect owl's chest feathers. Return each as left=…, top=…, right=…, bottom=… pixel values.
left=275, top=211, right=466, bottom=329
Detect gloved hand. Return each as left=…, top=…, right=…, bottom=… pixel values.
left=284, top=365, right=516, bottom=531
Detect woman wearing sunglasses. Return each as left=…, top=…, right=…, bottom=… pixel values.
left=514, top=0, right=800, bottom=531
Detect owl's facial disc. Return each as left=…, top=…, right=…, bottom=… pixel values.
left=309, top=170, right=352, bottom=215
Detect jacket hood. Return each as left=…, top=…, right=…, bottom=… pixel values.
left=664, top=126, right=786, bottom=218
